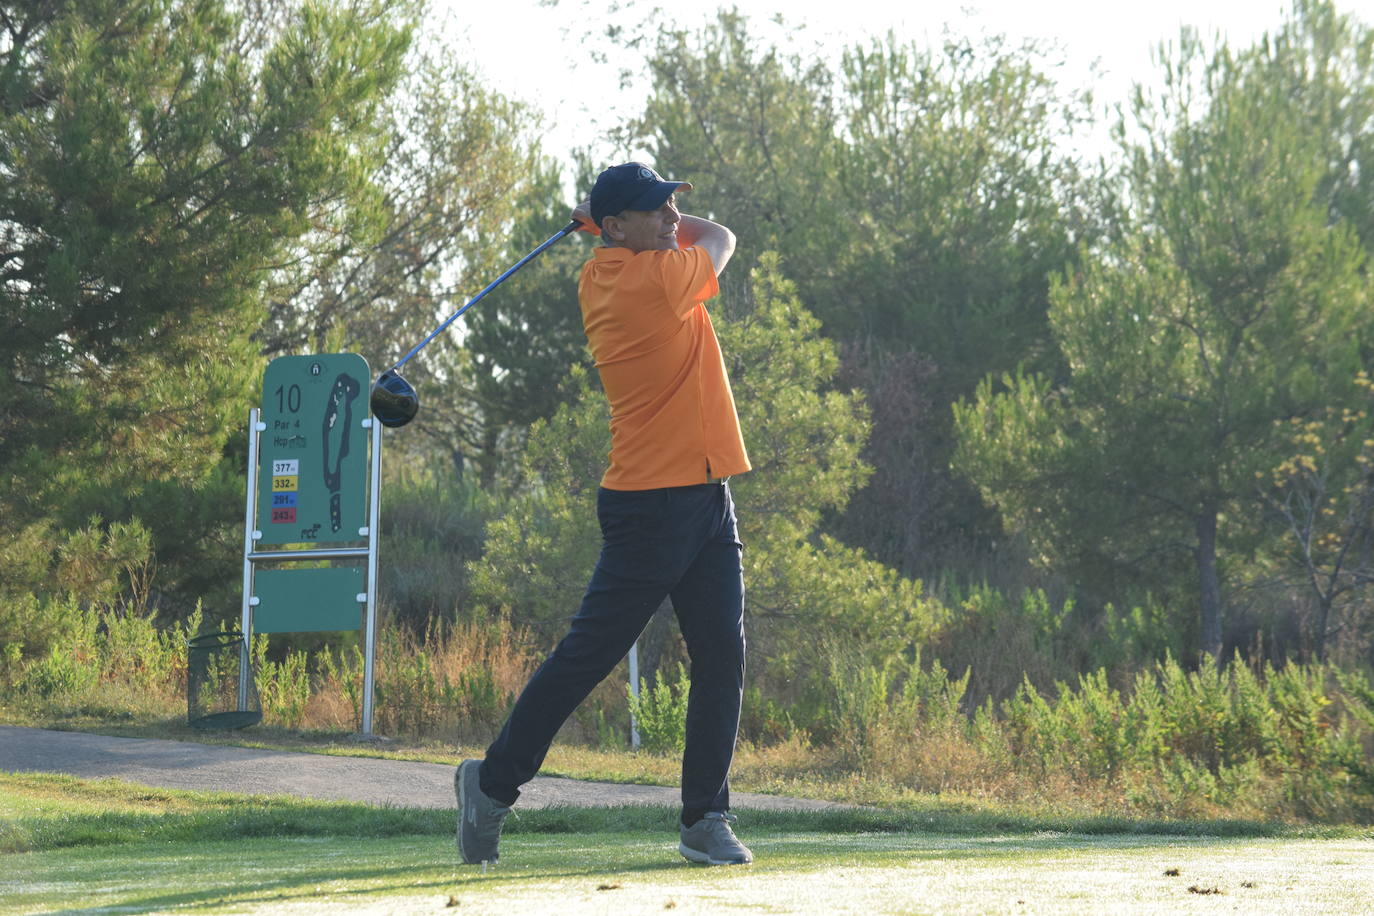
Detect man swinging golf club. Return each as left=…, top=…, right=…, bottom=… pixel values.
left=455, top=162, right=754, bottom=867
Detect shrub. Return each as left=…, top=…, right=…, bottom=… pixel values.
left=3, top=572, right=1369, bottom=823
left=252, top=636, right=311, bottom=730
left=319, top=641, right=366, bottom=728
left=22, top=645, right=100, bottom=702
left=822, top=649, right=972, bottom=775
left=627, top=662, right=690, bottom=755
left=379, top=473, right=505, bottom=630
left=371, top=615, right=534, bottom=741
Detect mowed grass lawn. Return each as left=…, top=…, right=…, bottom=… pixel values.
left=2, top=773, right=1371, bottom=915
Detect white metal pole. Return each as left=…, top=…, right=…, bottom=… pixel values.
left=628, top=640, right=641, bottom=750
left=239, top=409, right=264, bottom=710
left=360, top=417, right=382, bottom=736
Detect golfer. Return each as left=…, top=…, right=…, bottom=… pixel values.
left=456, top=162, right=753, bottom=867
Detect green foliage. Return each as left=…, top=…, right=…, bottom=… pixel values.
left=627, top=662, right=691, bottom=756
left=821, top=649, right=971, bottom=772
left=0, top=0, right=415, bottom=611
left=1258, top=373, right=1374, bottom=660
left=252, top=637, right=311, bottom=730
left=0, top=594, right=81, bottom=668
left=53, top=518, right=154, bottom=611
left=463, top=363, right=607, bottom=641
left=3, top=600, right=1371, bottom=821
left=1227, top=0, right=1374, bottom=258
left=377, top=470, right=506, bottom=630
left=0, top=518, right=157, bottom=660
left=739, top=684, right=801, bottom=746
left=262, top=32, right=539, bottom=356
left=955, top=4, right=1374, bottom=656
left=718, top=258, right=871, bottom=539
left=748, top=641, right=1374, bottom=819
left=21, top=645, right=101, bottom=703
left=1332, top=668, right=1374, bottom=797
left=933, top=586, right=1080, bottom=704
left=747, top=536, right=947, bottom=650
left=577, top=700, right=631, bottom=751
left=369, top=618, right=524, bottom=740
left=372, top=632, right=445, bottom=737
left=1095, top=598, right=1189, bottom=673
left=13, top=599, right=201, bottom=716
left=0, top=515, right=190, bottom=711
left=831, top=35, right=1093, bottom=374
left=822, top=653, right=894, bottom=768
left=630, top=13, right=1090, bottom=361
left=319, top=642, right=366, bottom=729
left=104, top=607, right=180, bottom=696
left=701, top=263, right=952, bottom=676
left=991, top=653, right=1374, bottom=819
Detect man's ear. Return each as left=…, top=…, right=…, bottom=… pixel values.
left=600, top=215, right=624, bottom=244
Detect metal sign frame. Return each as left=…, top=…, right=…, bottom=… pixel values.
left=238, top=398, right=383, bottom=736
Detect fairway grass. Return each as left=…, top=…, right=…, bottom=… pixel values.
left=3, top=774, right=1371, bottom=915
left=5, top=831, right=1373, bottom=915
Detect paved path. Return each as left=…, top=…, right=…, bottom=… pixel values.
left=0, top=726, right=845, bottom=811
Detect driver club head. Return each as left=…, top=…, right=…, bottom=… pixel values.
left=370, top=369, right=419, bottom=428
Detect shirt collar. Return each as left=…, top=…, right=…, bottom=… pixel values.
left=593, top=246, right=635, bottom=262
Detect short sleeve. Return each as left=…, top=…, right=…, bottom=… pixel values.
left=653, top=247, right=720, bottom=320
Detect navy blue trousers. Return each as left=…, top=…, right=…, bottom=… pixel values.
left=480, top=480, right=745, bottom=819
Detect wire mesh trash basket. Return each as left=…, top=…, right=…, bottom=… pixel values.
left=186, top=631, right=262, bottom=729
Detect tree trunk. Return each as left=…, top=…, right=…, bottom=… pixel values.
left=1195, top=508, right=1223, bottom=660
left=477, top=424, right=500, bottom=491
left=1312, top=594, right=1332, bottom=663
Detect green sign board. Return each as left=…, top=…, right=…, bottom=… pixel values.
left=258, top=354, right=370, bottom=546
left=253, top=566, right=364, bottom=633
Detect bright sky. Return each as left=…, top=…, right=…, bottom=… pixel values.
left=435, top=0, right=1374, bottom=170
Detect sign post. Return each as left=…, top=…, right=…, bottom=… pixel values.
left=239, top=354, right=382, bottom=735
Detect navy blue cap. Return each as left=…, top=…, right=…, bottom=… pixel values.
left=590, top=162, right=693, bottom=227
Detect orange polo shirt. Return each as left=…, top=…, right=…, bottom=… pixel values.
left=578, top=245, right=751, bottom=490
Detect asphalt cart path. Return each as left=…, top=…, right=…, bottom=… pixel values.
left=0, top=725, right=847, bottom=812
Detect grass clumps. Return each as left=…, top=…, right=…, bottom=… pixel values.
left=3, top=596, right=1372, bottom=826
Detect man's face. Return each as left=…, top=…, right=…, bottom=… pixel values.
left=606, top=196, right=681, bottom=253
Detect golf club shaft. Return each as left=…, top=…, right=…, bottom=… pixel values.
left=391, top=220, right=581, bottom=373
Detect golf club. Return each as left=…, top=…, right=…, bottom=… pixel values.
left=369, top=219, right=583, bottom=428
